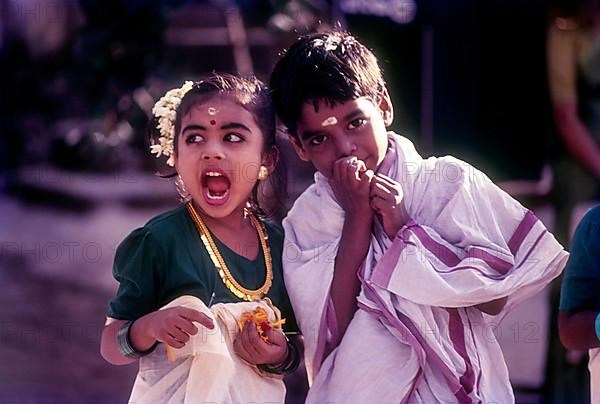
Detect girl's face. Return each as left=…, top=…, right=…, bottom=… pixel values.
left=175, top=97, right=268, bottom=219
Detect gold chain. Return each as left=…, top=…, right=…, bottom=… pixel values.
left=186, top=201, right=273, bottom=301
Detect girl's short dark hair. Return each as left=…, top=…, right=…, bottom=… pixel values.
left=148, top=73, right=286, bottom=219
left=270, top=30, right=385, bottom=137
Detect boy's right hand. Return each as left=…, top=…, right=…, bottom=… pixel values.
left=133, top=307, right=215, bottom=350
left=329, top=156, right=374, bottom=218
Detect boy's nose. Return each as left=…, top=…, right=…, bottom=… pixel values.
left=335, top=137, right=357, bottom=158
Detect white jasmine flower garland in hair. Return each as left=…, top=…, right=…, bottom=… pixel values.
left=150, top=81, right=194, bottom=167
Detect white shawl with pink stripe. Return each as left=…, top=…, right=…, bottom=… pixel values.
left=282, top=132, right=568, bottom=403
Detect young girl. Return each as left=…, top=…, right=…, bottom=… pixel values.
left=100, top=74, right=300, bottom=403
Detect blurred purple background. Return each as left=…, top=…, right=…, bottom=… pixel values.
left=0, top=0, right=595, bottom=403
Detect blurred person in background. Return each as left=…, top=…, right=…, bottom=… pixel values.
left=545, top=0, right=600, bottom=402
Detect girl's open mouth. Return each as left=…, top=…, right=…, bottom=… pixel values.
left=202, top=168, right=231, bottom=206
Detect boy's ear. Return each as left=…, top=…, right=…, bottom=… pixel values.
left=378, top=87, right=394, bottom=127
left=287, top=132, right=311, bottom=162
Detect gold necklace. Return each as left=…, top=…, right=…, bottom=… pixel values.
left=186, top=201, right=273, bottom=301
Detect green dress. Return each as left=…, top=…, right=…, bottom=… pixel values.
left=107, top=203, right=298, bottom=335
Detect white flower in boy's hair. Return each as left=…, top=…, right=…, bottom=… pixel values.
left=150, top=81, right=194, bottom=167
left=312, top=33, right=343, bottom=52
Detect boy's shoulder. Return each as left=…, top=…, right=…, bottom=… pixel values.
left=286, top=182, right=326, bottom=218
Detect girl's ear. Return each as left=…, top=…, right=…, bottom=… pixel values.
left=262, top=145, right=280, bottom=173
left=287, top=132, right=310, bottom=162
left=378, top=87, right=394, bottom=127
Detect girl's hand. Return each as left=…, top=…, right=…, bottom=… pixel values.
left=370, top=173, right=410, bottom=238
left=134, top=306, right=215, bottom=350
left=233, top=321, right=288, bottom=366
left=329, top=156, right=374, bottom=218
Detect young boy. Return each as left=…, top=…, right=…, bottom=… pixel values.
left=270, top=31, right=568, bottom=403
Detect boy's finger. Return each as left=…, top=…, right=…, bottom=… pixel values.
left=352, top=159, right=367, bottom=181
left=376, top=173, right=399, bottom=185
left=373, top=176, right=403, bottom=199
left=370, top=196, right=388, bottom=214
left=331, top=158, right=345, bottom=185
left=339, top=156, right=356, bottom=182
left=345, top=159, right=361, bottom=182
left=370, top=182, right=392, bottom=200
left=375, top=174, right=403, bottom=192
left=178, top=308, right=214, bottom=329
left=361, top=169, right=375, bottom=182
left=356, top=159, right=367, bottom=172
left=371, top=174, right=394, bottom=189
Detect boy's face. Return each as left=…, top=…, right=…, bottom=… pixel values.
left=290, top=91, right=393, bottom=179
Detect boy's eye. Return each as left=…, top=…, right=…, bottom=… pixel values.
left=185, top=134, right=204, bottom=144
left=225, top=133, right=244, bottom=143
left=309, top=135, right=327, bottom=146
left=348, top=118, right=366, bottom=129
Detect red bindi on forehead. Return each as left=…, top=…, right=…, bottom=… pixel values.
left=210, top=120, right=216, bottom=126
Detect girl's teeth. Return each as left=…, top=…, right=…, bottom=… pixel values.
left=207, top=189, right=228, bottom=200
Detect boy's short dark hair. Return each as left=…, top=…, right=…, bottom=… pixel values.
left=270, top=30, right=385, bottom=137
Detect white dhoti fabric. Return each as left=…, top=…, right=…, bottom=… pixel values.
left=283, top=133, right=568, bottom=403
left=128, top=295, right=286, bottom=404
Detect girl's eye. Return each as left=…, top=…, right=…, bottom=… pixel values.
left=225, top=133, right=244, bottom=143
left=309, top=135, right=327, bottom=146
left=348, top=118, right=366, bottom=130
left=185, top=134, right=204, bottom=144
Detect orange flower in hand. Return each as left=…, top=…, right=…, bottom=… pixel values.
left=237, top=307, right=285, bottom=343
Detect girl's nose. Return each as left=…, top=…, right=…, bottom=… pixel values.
left=201, top=145, right=225, bottom=160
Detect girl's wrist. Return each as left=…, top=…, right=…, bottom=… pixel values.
left=117, top=319, right=157, bottom=358
left=129, top=315, right=157, bottom=352
left=270, top=343, right=290, bottom=368
left=258, top=340, right=300, bottom=375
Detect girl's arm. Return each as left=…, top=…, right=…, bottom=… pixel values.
left=100, top=307, right=214, bottom=365
left=100, top=320, right=138, bottom=365
left=100, top=315, right=159, bottom=366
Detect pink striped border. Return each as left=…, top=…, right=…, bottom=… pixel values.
left=508, top=210, right=538, bottom=255
left=447, top=308, right=476, bottom=394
